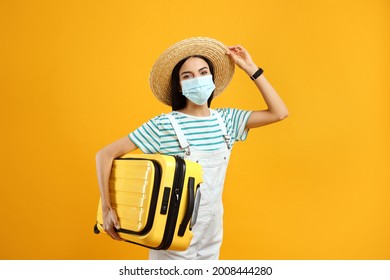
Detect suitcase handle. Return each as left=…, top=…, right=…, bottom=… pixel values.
left=178, top=177, right=195, bottom=237
left=190, top=186, right=201, bottom=229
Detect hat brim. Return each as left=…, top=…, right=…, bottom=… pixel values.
left=149, top=37, right=235, bottom=106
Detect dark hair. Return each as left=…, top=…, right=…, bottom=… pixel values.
left=170, top=55, right=215, bottom=111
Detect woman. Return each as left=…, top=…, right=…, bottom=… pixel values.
left=95, top=37, right=288, bottom=259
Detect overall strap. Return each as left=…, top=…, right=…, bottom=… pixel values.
left=210, top=109, right=231, bottom=150
left=165, top=113, right=191, bottom=156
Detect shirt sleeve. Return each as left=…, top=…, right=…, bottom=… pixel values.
left=129, top=115, right=162, bottom=154
left=216, top=108, right=252, bottom=141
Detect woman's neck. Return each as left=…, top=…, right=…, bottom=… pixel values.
left=177, top=103, right=211, bottom=117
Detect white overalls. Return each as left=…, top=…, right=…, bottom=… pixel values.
left=149, top=110, right=232, bottom=260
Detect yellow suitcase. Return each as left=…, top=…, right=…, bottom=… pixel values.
left=94, top=153, right=202, bottom=251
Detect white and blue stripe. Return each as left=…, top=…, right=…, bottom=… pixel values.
left=129, top=108, right=252, bottom=156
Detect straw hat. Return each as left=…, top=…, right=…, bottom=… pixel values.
left=149, top=37, right=235, bottom=106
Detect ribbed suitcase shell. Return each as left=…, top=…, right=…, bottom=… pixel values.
left=95, top=153, right=202, bottom=251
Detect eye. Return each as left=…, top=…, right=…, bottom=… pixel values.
left=200, top=70, right=210, bottom=75
left=181, top=73, right=193, bottom=80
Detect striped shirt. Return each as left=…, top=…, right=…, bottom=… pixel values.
left=129, top=108, right=252, bottom=156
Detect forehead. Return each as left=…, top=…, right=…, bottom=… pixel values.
left=179, top=57, right=209, bottom=73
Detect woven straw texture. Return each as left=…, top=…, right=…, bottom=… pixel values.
left=149, top=37, right=235, bottom=106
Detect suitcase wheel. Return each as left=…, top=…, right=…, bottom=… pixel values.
left=93, top=223, right=100, bottom=234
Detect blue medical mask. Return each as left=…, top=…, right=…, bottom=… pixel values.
left=181, top=75, right=216, bottom=105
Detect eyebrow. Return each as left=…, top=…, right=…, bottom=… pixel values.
left=180, top=67, right=209, bottom=76
left=198, top=67, right=209, bottom=72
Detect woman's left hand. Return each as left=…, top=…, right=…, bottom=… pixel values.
left=226, top=45, right=258, bottom=76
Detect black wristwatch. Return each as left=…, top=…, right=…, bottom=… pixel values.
left=250, top=68, right=264, bottom=80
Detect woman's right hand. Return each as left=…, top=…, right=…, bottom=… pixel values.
left=102, top=207, right=124, bottom=241
left=96, top=136, right=138, bottom=242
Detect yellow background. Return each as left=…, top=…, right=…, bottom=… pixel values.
left=1, top=0, right=389, bottom=260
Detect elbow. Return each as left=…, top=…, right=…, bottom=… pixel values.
left=95, top=149, right=103, bottom=164
left=268, top=106, right=289, bottom=122
left=96, top=147, right=109, bottom=163
left=280, top=111, right=289, bottom=120
left=276, top=110, right=289, bottom=121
